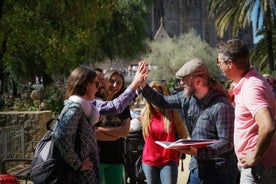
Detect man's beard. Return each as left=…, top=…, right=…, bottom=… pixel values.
left=184, top=85, right=196, bottom=97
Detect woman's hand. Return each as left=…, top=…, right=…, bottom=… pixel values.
left=129, top=60, right=149, bottom=89
left=80, top=157, right=93, bottom=171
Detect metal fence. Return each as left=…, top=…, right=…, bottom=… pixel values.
left=0, top=125, right=25, bottom=160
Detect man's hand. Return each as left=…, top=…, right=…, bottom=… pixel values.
left=240, top=149, right=259, bottom=168
left=177, top=146, right=198, bottom=157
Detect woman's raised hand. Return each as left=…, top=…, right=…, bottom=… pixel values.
left=129, top=60, right=149, bottom=89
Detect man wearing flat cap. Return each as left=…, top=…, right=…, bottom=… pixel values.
left=138, top=59, right=239, bottom=184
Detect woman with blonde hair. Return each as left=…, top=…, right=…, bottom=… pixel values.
left=141, top=81, right=188, bottom=184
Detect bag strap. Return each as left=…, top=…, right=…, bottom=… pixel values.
left=46, top=118, right=59, bottom=131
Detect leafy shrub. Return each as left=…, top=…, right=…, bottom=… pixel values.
left=0, top=80, right=65, bottom=115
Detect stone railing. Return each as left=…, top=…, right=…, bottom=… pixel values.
left=0, top=111, right=53, bottom=160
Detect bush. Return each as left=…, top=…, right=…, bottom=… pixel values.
left=0, top=80, right=65, bottom=115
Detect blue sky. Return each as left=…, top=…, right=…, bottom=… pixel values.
left=252, top=18, right=263, bottom=44
left=251, top=4, right=263, bottom=44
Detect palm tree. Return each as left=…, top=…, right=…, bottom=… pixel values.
left=250, top=25, right=276, bottom=72
left=207, top=0, right=276, bottom=73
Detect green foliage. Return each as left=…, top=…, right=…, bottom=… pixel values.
left=0, top=0, right=152, bottom=93
left=250, top=24, right=276, bottom=72
left=1, top=1, right=112, bottom=85
left=144, top=30, right=219, bottom=83
left=44, top=80, right=66, bottom=115
left=207, top=0, right=276, bottom=73
left=95, top=0, right=151, bottom=60
left=0, top=81, right=65, bottom=115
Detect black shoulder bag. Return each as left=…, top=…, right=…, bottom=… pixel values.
left=29, top=118, right=81, bottom=184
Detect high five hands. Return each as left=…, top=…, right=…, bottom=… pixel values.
left=129, top=60, right=149, bottom=89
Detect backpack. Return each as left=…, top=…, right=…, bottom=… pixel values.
left=29, top=118, right=79, bottom=184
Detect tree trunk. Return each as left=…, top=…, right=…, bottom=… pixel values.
left=0, top=0, right=5, bottom=94
left=264, top=3, right=275, bottom=73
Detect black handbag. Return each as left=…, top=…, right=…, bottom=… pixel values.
left=30, top=118, right=80, bottom=184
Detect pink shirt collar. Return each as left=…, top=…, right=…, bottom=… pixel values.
left=232, top=68, right=256, bottom=95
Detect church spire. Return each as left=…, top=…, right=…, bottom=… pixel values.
left=153, top=17, right=169, bottom=40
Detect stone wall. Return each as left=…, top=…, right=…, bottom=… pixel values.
left=0, top=111, right=53, bottom=159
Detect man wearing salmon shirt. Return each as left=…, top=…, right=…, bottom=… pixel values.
left=216, top=39, right=276, bottom=184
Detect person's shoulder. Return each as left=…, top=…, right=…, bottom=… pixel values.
left=243, top=75, right=269, bottom=94
left=59, top=101, right=83, bottom=121
left=62, top=100, right=84, bottom=117
left=245, top=70, right=267, bottom=85
left=64, top=99, right=82, bottom=109
left=211, top=93, right=234, bottom=109
left=171, top=90, right=185, bottom=100
left=173, top=88, right=183, bottom=95
left=212, top=100, right=234, bottom=116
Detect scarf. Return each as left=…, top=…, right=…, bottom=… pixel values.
left=69, top=95, right=100, bottom=125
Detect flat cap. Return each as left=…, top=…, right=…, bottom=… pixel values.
left=175, top=58, right=210, bottom=78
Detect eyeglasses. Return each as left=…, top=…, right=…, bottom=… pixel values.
left=181, top=76, right=193, bottom=85
left=217, top=58, right=223, bottom=66
left=91, top=81, right=99, bottom=88
left=217, top=58, right=230, bottom=67
left=217, top=58, right=228, bottom=66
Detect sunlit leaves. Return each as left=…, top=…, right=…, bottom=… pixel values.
left=0, top=0, right=152, bottom=88
left=144, top=30, right=218, bottom=82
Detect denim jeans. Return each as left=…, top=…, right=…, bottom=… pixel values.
left=142, top=161, right=178, bottom=184
left=188, top=167, right=239, bottom=184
